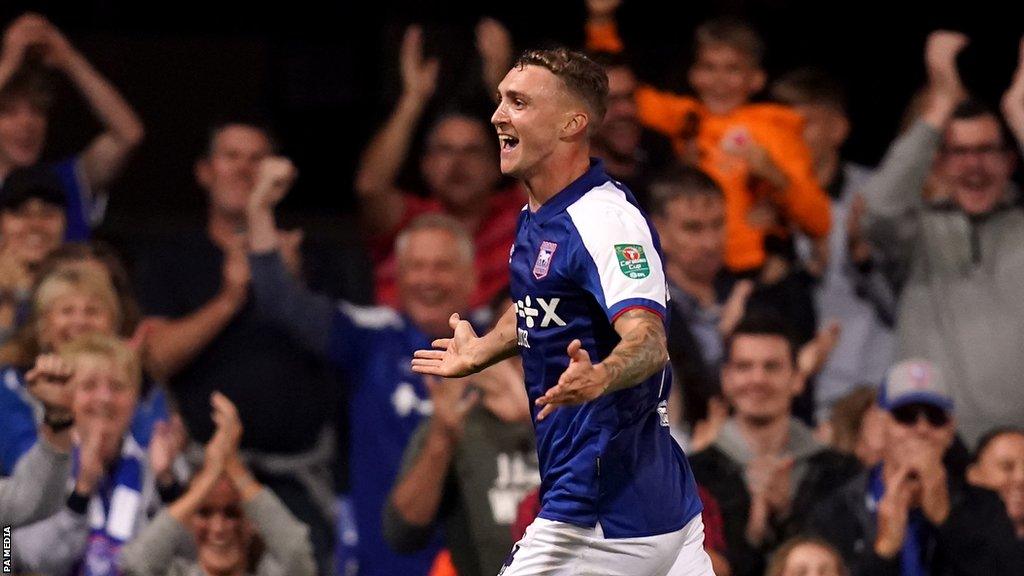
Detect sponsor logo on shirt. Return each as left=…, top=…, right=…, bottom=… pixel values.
left=615, top=244, right=651, bottom=279
left=515, top=296, right=566, bottom=329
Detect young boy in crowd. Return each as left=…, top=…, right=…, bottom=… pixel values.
left=585, top=0, right=830, bottom=274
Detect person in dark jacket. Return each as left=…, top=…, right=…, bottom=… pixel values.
left=688, top=313, right=860, bottom=576
left=809, top=359, right=1024, bottom=576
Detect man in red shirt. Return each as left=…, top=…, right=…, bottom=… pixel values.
left=355, top=23, right=524, bottom=308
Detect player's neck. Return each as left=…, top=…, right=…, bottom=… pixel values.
left=524, top=148, right=591, bottom=211
left=736, top=413, right=790, bottom=456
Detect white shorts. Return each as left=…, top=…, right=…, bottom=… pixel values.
left=497, top=513, right=715, bottom=576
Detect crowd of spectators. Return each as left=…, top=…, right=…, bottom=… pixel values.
left=2, top=2, right=1024, bottom=575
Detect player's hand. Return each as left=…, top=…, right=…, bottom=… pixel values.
left=412, top=313, right=484, bottom=378
left=400, top=25, right=439, bottom=103
left=535, top=339, right=610, bottom=421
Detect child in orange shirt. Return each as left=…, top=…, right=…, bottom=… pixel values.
left=587, top=3, right=830, bottom=273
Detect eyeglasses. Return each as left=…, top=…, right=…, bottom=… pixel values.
left=891, top=403, right=950, bottom=427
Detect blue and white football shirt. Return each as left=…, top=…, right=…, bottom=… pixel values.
left=509, top=159, right=703, bottom=538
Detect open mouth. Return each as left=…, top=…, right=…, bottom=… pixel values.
left=498, top=134, right=519, bottom=151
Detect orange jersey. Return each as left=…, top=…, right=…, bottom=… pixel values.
left=587, top=22, right=830, bottom=271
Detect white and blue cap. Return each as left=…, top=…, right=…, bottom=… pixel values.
left=879, top=359, right=954, bottom=412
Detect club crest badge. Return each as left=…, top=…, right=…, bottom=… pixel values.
left=533, top=241, right=557, bottom=279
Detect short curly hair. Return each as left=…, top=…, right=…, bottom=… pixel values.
left=514, top=48, right=609, bottom=130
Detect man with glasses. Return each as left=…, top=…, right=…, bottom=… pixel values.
left=811, top=359, right=1024, bottom=575
left=859, top=30, right=1024, bottom=446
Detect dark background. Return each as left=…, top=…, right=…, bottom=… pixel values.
left=2, top=0, right=1022, bottom=239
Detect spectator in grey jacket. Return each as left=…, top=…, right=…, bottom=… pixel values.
left=11, top=334, right=159, bottom=576
left=859, top=31, right=1024, bottom=446
left=0, top=351, right=73, bottom=527
left=120, top=392, right=316, bottom=576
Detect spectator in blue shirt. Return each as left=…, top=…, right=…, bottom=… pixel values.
left=245, top=157, right=486, bottom=576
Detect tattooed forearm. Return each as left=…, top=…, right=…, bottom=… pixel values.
left=601, top=309, right=669, bottom=394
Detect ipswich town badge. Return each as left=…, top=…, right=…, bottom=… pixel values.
left=533, top=241, right=557, bottom=279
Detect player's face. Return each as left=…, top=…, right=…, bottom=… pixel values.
left=688, top=44, right=765, bottom=115
left=595, top=66, right=641, bottom=159
left=0, top=198, right=66, bottom=267
left=421, top=116, right=501, bottom=209
left=197, top=125, right=273, bottom=217
left=937, top=115, right=1014, bottom=216
left=654, top=194, right=725, bottom=283
left=0, top=98, right=48, bottom=170
left=721, top=334, right=799, bottom=423
left=71, top=354, right=139, bottom=463
left=968, top=433, right=1024, bottom=528
left=491, top=65, right=571, bottom=180
left=397, top=228, right=475, bottom=337
left=779, top=542, right=844, bottom=576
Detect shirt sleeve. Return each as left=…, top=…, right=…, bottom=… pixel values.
left=49, top=156, right=98, bottom=241
left=635, top=85, right=700, bottom=140
left=0, top=377, right=39, bottom=476
left=326, top=302, right=402, bottom=382
left=567, top=186, right=668, bottom=323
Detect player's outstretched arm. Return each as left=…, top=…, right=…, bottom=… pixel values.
left=536, top=308, right=668, bottom=420
left=411, top=304, right=518, bottom=378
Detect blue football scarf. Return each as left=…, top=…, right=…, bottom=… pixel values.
left=72, top=436, right=147, bottom=576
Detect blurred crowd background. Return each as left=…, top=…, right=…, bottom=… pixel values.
left=1, top=1, right=1023, bottom=576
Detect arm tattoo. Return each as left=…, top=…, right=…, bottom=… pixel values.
left=602, top=309, right=669, bottom=394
